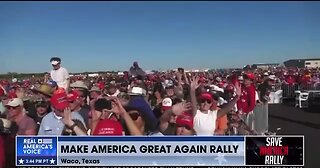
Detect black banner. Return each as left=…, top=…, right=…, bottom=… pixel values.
left=245, top=136, right=304, bottom=166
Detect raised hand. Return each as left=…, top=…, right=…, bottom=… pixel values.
left=171, top=101, right=192, bottom=116
left=62, top=107, right=74, bottom=127
left=190, top=76, right=200, bottom=91
left=234, top=81, right=242, bottom=97
left=109, top=97, right=126, bottom=115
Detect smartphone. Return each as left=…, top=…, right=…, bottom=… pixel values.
left=94, top=98, right=112, bottom=112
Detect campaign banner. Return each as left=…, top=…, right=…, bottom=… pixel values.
left=16, top=136, right=245, bottom=166
left=57, top=136, right=245, bottom=166
left=245, top=136, right=304, bottom=166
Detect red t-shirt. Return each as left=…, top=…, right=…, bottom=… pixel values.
left=237, top=84, right=256, bottom=113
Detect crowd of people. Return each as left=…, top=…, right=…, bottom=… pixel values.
left=0, top=57, right=320, bottom=167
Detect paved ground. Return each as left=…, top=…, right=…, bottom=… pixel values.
left=268, top=101, right=320, bottom=168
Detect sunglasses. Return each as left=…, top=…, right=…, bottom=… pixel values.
left=176, top=124, right=192, bottom=131
left=200, top=99, right=212, bottom=104
left=129, top=113, right=140, bottom=121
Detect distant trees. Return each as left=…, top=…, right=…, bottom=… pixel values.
left=0, top=72, right=45, bottom=80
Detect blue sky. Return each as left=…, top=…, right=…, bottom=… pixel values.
left=0, top=2, right=319, bottom=73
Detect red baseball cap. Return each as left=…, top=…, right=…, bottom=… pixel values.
left=93, top=119, right=123, bottom=136
left=53, top=88, right=66, bottom=95
left=176, top=112, right=193, bottom=129
left=67, top=90, right=81, bottom=102
left=199, top=92, right=213, bottom=101
left=51, top=93, right=69, bottom=111
left=244, top=73, right=255, bottom=81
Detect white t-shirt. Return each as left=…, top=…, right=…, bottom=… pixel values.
left=193, top=110, right=217, bottom=136
left=50, top=67, right=69, bottom=90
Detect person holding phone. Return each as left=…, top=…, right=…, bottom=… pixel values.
left=90, top=98, right=142, bottom=136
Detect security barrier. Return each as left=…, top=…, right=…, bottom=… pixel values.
left=281, top=83, right=299, bottom=99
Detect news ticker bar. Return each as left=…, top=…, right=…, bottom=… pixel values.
left=16, top=136, right=304, bottom=167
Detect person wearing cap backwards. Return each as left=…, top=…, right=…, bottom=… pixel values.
left=189, top=76, right=241, bottom=136
left=38, top=92, right=86, bottom=135
left=236, top=73, right=256, bottom=130
left=5, top=98, right=37, bottom=135
left=49, top=57, right=70, bottom=92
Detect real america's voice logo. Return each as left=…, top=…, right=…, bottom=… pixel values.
left=16, top=137, right=58, bottom=166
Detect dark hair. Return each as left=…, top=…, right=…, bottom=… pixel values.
left=35, top=101, right=49, bottom=108
left=153, top=82, right=165, bottom=97
left=50, top=57, right=61, bottom=62
left=172, top=98, right=182, bottom=105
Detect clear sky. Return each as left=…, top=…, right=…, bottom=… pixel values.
left=0, top=1, right=319, bottom=74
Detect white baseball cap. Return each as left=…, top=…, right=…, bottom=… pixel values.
left=6, top=98, right=24, bottom=107
left=162, top=98, right=172, bottom=110
left=128, top=87, right=146, bottom=96
left=51, top=60, right=60, bottom=65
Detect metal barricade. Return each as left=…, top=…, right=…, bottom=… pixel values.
left=281, top=83, right=299, bottom=99
left=300, top=83, right=320, bottom=91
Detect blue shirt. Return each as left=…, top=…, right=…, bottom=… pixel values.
left=38, top=111, right=85, bottom=135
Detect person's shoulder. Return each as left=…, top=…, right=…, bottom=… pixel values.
left=22, top=114, right=36, bottom=123
left=209, top=109, right=218, bottom=114
left=42, top=112, right=54, bottom=121
left=60, top=67, right=68, bottom=71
